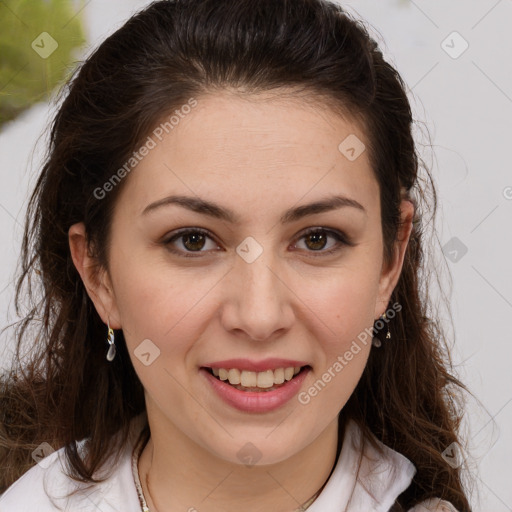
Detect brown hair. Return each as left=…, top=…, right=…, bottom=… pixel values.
left=1, top=0, right=474, bottom=509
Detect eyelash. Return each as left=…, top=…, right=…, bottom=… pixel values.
left=162, top=227, right=354, bottom=258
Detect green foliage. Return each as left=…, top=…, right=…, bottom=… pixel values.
left=0, top=0, right=85, bottom=127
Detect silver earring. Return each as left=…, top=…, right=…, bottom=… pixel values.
left=106, top=321, right=116, bottom=362
left=384, top=312, right=391, bottom=339
left=372, top=312, right=391, bottom=348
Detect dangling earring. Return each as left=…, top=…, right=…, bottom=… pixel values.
left=106, top=320, right=116, bottom=362
left=384, top=312, right=391, bottom=339
left=372, top=312, right=391, bottom=348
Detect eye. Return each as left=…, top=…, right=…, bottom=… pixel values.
left=293, top=227, right=353, bottom=256
left=162, top=227, right=353, bottom=258
left=163, top=228, right=220, bottom=257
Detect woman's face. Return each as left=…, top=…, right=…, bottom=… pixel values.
left=72, top=91, right=412, bottom=465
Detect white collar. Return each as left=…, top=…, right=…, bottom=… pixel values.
left=122, top=413, right=417, bottom=512
left=309, top=418, right=417, bottom=512
left=122, top=413, right=416, bottom=512
left=0, top=412, right=415, bottom=512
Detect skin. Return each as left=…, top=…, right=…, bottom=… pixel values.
left=69, top=90, right=414, bottom=512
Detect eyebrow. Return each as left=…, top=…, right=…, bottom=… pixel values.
left=142, top=194, right=366, bottom=223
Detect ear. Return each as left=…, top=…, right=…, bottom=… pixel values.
left=374, top=199, right=415, bottom=319
left=68, top=222, right=122, bottom=329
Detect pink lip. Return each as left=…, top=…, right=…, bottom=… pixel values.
left=200, top=366, right=311, bottom=413
left=202, top=358, right=309, bottom=372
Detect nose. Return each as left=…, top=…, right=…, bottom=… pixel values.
left=220, top=247, right=295, bottom=341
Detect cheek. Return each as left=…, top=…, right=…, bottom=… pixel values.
left=299, top=272, right=377, bottom=410
left=108, top=250, right=218, bottom=358
left=303, top=261, right=380, bottom=344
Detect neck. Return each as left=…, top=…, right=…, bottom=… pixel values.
left=137, top=413, right=340, bottom=512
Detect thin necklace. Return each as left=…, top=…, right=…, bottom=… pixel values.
left=132, top=438, right=150, bottom=512
left=131, top=441, right=323, bottom=512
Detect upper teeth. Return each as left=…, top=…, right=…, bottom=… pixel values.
left=212, top=367, right=302, bottom=388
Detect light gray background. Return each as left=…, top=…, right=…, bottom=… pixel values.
left=0, top=1, right=511, bottom=510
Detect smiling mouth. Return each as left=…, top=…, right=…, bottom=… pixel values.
left=203, top=365, right=311, bottom=392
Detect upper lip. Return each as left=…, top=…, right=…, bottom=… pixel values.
left=202, top=358, right=310, bottom=372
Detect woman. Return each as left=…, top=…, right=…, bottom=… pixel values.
left=0, top=0, right=473, bottom=510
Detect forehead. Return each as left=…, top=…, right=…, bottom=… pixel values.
left=116, top=90, right=378, bottom=218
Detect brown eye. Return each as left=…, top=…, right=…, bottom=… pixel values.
left=294, top=228, right=353, bottom=256
left=163, top=228, right=219, bottom=257
left=304, top=231, right=329, bottom=251
left=182, top=232, right=207, bottom=251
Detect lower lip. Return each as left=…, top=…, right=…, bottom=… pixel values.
left=200, top=367, right=311, bottom=413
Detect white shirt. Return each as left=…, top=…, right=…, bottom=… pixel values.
left=0, top=413, right=458, bottom=512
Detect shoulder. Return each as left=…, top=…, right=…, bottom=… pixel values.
left=0, top=413, right=147, bottom=511
left=408, top=497, right=460, bottom=512
left=0, top=438, right=140, bottom=512
left=0, top=446, right=70, bottom=511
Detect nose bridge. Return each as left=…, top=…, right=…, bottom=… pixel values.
left=241, top=253, right=280, bottom=306
left=222, top=236, right=294, bottom=340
